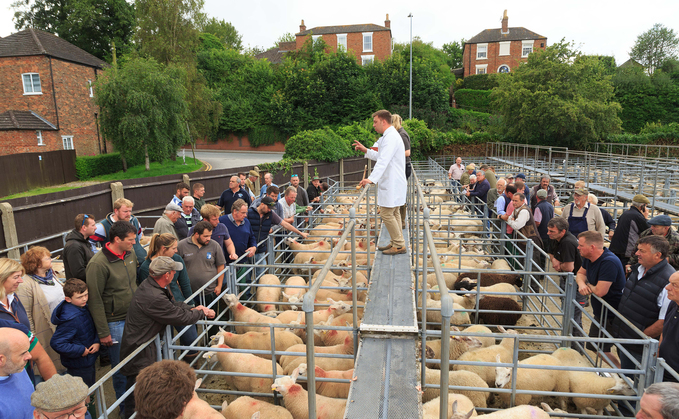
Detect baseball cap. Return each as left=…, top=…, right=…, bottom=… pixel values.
left=514, top=173, right=526, bottom=180
left=574, top=187, right=589, bottom=196
left=31, top=375, right=89, bottom=412
left=166, top=203, right=182, bottom=212
left=536, top=189, right=548, bottom=199
left=312, top=176, right=320, bottom=180
left=648, top=215, right=672, bottom=226
left=261, top=196, right=277, bottom=207
left=632, top=194, right=651, bottom=205
left=149, top=256, right=183, bottom=276
left=248, top=170, right=259, bottom=178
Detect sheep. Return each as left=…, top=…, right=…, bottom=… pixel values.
left=221, top=396, right=293, bottom=419
left=212, top=330, right=303, bottom=361
left=450, top=402, right=551, bottom=419
left=453, top=282, right=518, bottom=302
left=494, top=353, right=569, bottom=409
left=466, top=295, right=522, bottom=326
left=426, top=272, right=458, bottom=289
left=281, top=276, right=308, bottom=310
left=491, top=259, right=512, bottom=271
left=280, top=335, right=355, bottom=375
left=460, top=325, right=495, bottom=348
left=422, top=394, right=477, bottom=418
left=298, top=363, right=353, bottom=399
left=285, top=237, right=331, bottom=254
left=423, top=336, right=483, bottom=369
left=455, top=272, right=523, bottom=288
left=277, top=299, right=351, bottom=326
left=256, top=274, right=282, bottom=313
left=271, top=368, right=347, bottom=419
left=422, top=367, right=490, bottom=407
left=426, top=286, right=473, bottom=309
left=453, top=327, right=517, bottom=385
left=223, top=294, right=283, bottom=334
left=418, top=298, right=471, bottom=327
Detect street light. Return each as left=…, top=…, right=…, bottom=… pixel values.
left=408, top=13, right=413, bottom=120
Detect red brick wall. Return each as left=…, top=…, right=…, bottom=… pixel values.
left=188, top=133, right=286, bottom=152
left=0, top=55, right=101, bottom=156
left=463, top=38, right=546, bottom=77
left=296, top=30, right=392, bottom=65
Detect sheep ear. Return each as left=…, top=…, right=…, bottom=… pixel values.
left=291, top=367, right=300, bottom=384
left=452, top=400, right=458, bottom=414
left=327, top=314, right=335, bottom=323
left=498, top=325, right=507, bottom=333
left=221, top=400, right=229, bottom=412
left=194, top=378, right=202, bottom=390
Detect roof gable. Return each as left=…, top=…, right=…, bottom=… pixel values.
left=466, top=27, right=545, bottom=44
left=0, top=28, right=106, bottom=69
left=297, top=24, right=389, bottom=36
left=0, top=110, right=57, bottom=131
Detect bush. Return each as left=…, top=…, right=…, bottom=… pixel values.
left=283, top=128, right=354, bottom=162
left=335, top=122, right=377, bottom=156
left=402, top=119, right=433, bottom=160
left=458, top=73, right=500, bottom=90
left=76, top=153, right=124, bottom=180
left=248, top=125, right=287, bottom=147
left=454, top=89, right=492, bottom=113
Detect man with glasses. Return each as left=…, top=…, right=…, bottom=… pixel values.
left=63, top=214, right=96, bottom=281
left=30, top=374, right=90, bottom=419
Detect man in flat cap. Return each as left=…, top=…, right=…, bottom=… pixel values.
left=460, top=164, right=475, bottom=188
left=120, top=256, right=215, bottom=418
left=244, top=170, right=259, bottom=197
left=560, top=187, right=606, bottom=238
left=627, top=214, right=679, bottom=271
left=153, top=203, right=182, bottom=238
left=31, top=374, right=89, bottom=419
left=610, top=194, right=651, bottom=267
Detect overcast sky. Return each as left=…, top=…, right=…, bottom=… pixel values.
left=1, top=0, right=677, bottom=65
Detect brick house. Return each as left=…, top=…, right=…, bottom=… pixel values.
left=0, top=29, right=106, bottom=156
left=462, top=10, right=546, bottom=77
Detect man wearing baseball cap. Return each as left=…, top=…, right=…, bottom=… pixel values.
left=119, top=256, right=215, bottom=418
left=627, top=214, right=679, bottom=271
left=610, top=194, right=651, bottom=267
left=560, top=187, right=606, bottom=238
left=31, top=374, right=90, bottom=419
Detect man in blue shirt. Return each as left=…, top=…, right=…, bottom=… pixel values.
left=218, top=176, right=251, bottom=214
left=259, top=172, right=278, bottom=198
left=0, top=328, right=34, bottom=419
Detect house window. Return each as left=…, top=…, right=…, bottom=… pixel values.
left=62, top=135, right=74, bottom=150
left=37, top=131, right=44, bottom=146
left=363, top=33, right=373, bottom=52
left=522, top=41, right=533, bottom=57
left=476, top=44, right=487, bottom=59
left=499, top=41, right=511, bottom=56
left=475, top=64, right=488, bottom=75
left=337, top=34, right=347, bottom=51
left=498, top=64, right=510, bottom=73
left=22, top=73, right=42, bottom=94
left=312, top=35, right=321, bottom=45
left=88, top=80, right=94, bottom=97
left=361, top=55, right=374, bottom=66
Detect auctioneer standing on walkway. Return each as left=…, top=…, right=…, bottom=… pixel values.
left=353, top=110, right=407, bottom=255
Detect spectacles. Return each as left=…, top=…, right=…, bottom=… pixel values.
left=81, top=214, right=89, bottom=226
left=48, top=405, right=88, bottom=419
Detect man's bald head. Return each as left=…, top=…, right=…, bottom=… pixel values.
left=0, top=328, right=31, bottom=376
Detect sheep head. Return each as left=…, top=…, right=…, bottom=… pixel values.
left=455, top=335, right=483, bottom=349
left=284, top=237, right=297, bottom=246
left=606, top=375, right=635, bottom=396
left=222, top=293, right=239, bottom=308
left=329, top=299, right=350, bottom=314
left=450, top=401, right=474, bottom=419
left=271, top=376, right=296, bottom=395
left=494, top=354, right=512, bottom=388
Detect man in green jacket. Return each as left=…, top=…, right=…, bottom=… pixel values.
left=86, top=220, right=138, bottom=413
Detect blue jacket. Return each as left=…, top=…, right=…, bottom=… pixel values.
left=50, top=301, right=99, bottom=370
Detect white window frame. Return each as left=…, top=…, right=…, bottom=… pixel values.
left=312, top=35, right=321, bottom=45
left=88, top=80, right=94, bottom=97
left=363, top=32, right=373, bottom=52
left=337, top=34, right=347, bottom=51
left=476, top=43, right=487, bottom=60
left=475, top=64, right=488, bottom=75
left=22, top=73, right=42, bottom=95
left=499, top=41, right=511, bottom=56
left=37, top=130, right=44, bottom=146
left=498, top=64, right=511, bottom=73
left=361, top=55, right=374, bottom=66
left=62, top=135, right=74, bottom=150
left=522, top=41, right=534, bottom=57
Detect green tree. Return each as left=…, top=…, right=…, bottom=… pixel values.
left=275, top=32, right=296, bottom=47
left=12, top=0, right=135, bottom=62
left=442, top=39, right=465, bottom=69
left=394, top=37, right=456, bottom=88
left=94, top=57, right=189, bottom=170
left=200, top=17, right=242, bottom=51
left=630, top=23, right=679, bottom=74
left=492, top=40, right=622, bottom=147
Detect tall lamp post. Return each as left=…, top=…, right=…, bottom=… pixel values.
left=408, top=13, right=413, bottom=120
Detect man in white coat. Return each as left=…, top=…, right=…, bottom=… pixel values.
left=354, top=110, right=407, bottom=255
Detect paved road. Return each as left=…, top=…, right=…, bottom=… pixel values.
left=178, top=149, right=284, bottom=171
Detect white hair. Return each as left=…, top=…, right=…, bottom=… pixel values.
left=182, top=196, right=195, bottom=205
left=587, top=194, right=598, bottom=205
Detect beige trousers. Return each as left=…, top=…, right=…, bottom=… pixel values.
left=381, top=206, right=405, bottom=248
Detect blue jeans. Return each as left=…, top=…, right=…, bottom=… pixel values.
left=107, top=320, right=127, bottom=411
left=177, top=324, right=200, bottom=355
left=254, top=252, right=267, bottom=283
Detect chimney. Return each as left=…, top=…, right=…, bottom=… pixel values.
left=501, top=10, right=508, bottom=34
left=300, top=19, right=306, bottom=32
left=385, top=13, right=390, bottom=29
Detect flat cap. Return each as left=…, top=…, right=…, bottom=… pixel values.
left=149, top=256, right=183, bottom=276
left=165, top=203, right=182, bottom=212
left=632, top=194, right=651, bottom=204
left=649, top=215, right=672, bottom=226
left=536, top=189, right=548, bottom=199
left=248, top=170, right=259, bottom=178
left=465, top=164, right=475, bottom=171
left=31, top=374, right=89, bottom=412
left=574, top=187, right=589, bottom=196
left=514, top=173, right=526, bottom=180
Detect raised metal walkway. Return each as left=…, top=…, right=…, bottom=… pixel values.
left=345, top=224, right=421, bottom=418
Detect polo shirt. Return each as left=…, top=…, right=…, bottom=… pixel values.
left=218, top=188, right=251, bottom=212
left=582, top=247, right=626, bottom=315
left=222, top=214, right=257, bottom=256
left=551, top=231, right=582, bottom=274
left=189, top=223, right=230, bottom=257
left=176, top=237, right=226, bottom=295
left=0, top=370, right=34, bottom=419
left=659, top=301, right=679, bottom=382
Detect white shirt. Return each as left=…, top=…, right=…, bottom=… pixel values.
left=365, top=126, right=406, bottom=208
left=507, top=207, right=530, bottom=231
left=0, top=293, right=15, bottom=312
left=281, top=199, right=297, bottom=220
left=637, top=265, right=671, bottom=320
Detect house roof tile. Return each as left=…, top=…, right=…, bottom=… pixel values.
left=0, top=110, right=58, bottom=131
left=466, top=27, right=545, bottom=44
left=254, top=47, right=288, bottom=64
left=0, top=28, right=106, bottom=68
left=297, top=24, right=389, bottom=36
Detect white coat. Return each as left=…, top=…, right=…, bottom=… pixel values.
left=365, top=126, right=407, bottom=208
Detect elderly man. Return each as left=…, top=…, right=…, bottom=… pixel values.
left=530, top=175, right=560, bottom=209
left=30, top=374, right=90, bottom=419
left=220, top=199, right=257, bottom=260
left=191, top=183, right=206, bottom=212
left=90, top=198, right=146, bottom=263
left=120, top=256, right=214, bottom=418
left=281, top=186, right=312, bottom=226
left=0, top=328, right=34, bottom=418
left=610, top=194, right=651, bottom=267
left=244, top=170, right=259, bottom=197
left=354, top=110, right=407, bottom=256
left=174, top=196, right=202, bottom=240
left=588, top=194, right=616, bottom=239
left=628, top=215, right=679, bottom=271
left=636, top=382, right=679, bottom=418
left=460, top=164, right=475, bottom=187
left=170, top=182, right=190, bottom=206
left=560, top=187, right=606, bottom=238
left=448, top=157, right=464, bottom=194
left=467, top=170, right=490, bottom=203
left=218, top=175, right=251, bottom=213
left=534, top=189, right=555, bottom=251
left=290, top=174, right=310, bottom=207
left=611, top=235, right=674, bottom=376
left=487, top=177, right=505, bottom=209
left=153, top=203, right=182, bottom=238
left=259, top=173, right=278, bottom=198
left=63, top=213, right=96, bottom=281
left=576, top=231, right=626, bottom=358
left=196, top=204, right=237, bottom=261
left=660, top=272, right=679, bottom=382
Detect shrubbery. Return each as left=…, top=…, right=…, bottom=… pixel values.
left=454, top=89, right=492, bottom=113
left=75, top=153, right=143, bottom=180
left=457, top=73, right=500, bottom=90
left=283, top=128, right=355, bottom=162
left=248, top=125, right=287, bottom=147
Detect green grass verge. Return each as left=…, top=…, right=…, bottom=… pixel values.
left=2, top=186, right=81, bottom=200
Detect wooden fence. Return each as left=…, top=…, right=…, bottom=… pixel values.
left=0, top=150, right=77, bottom=197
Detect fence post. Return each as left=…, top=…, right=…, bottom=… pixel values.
left=182, top=174, right=190, bottom=185
left=339, top=159, right=345, bottom=189
left=0, top=203, right=20, bottom=260
left=110, top=182, right=124, bottom=207
left=254, top=165, right=261, bottom=193
left=303, top=161, right=309, bottom=188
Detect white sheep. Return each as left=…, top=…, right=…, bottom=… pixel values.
left=221, top=396, right=293, bottom=419
left=494, top=353, right=569, bottom=409
left=297, top=363, right=353, bottom=399
left=212, top=329, right=302, bottom=361
left=223, top=294, right=283, bottom=334
left=422, top=367, right=490, bottom=408
left=418, top=297, right=471, bottom=327
left=256, top=274, right=282, bottom=313
left=423, top=336, right=482, bottom=369
left=280, top=335, right=355, bottom=375
left=271, top=368, right=347, bottom=419
left=460, top=325, right=495, bottom=348
left=453, top=327, right=517, bottom=385
left=422, top=394, right=477, bottom=418
left=491, top=259, right=512, bottom=271
left=281, top=276, right=307, bottom=311
left=450, top=402, right=551, bottom=419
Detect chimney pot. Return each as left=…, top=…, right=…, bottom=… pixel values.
left=385, top=13, right=390, bottom=28
left=501, top=10, right=508, bottom=34
left=300, top=19, right=306, bottom=32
